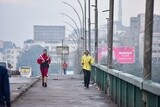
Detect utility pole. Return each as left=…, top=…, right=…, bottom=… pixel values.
left=95, top=0, right=98, bottom=63
left=142, top=0, right=154, bottom=106
left=107, top=0, right=114, bottom=68
left=61, top=39, right=64, bottom=74
left=143, top=0, right=154, bottom=81
left=77, top=38, right=81, bottom=74
left=88, top=0, right=91, bottom=52
left=84, top=0, right=87, bottom=50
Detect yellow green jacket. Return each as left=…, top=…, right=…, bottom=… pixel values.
left=81, top=54, right=94, bottom=71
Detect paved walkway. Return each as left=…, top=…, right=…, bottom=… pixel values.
left=12, top=75, right=116, bottom=107
left=10, top=76, right=35, bottom=92
left=10, top=76, right=40, bottom=103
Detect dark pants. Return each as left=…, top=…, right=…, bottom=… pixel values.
left=63, top=69, right=66, bottom=75
left=83, top=69, right=91, bottom=88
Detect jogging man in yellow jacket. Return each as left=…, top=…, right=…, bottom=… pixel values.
left=81, top=50, right=94, bottom=88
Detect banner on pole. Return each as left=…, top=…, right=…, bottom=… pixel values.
left=56, top=46, right=69, bottom=55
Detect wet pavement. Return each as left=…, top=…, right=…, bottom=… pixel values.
left=9, top=76, right=38, bottom=92
left=12, top=75, right=116, bottom=107
left=10, top=76, right=33, bottom=92
left=9, top=76, right=40, bottom=103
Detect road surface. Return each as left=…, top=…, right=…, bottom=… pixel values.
left=12, top=75, right=116, bottom=107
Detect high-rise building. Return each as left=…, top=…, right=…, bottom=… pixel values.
left=153, top=15, right=160, bottom=33
left=34, top=25, right=65, bottom=43
left=3, top=47, right=21, bottom=70
left=0, top=40, right=13, bottom=53
left=137, top=14, right=145, bottom=33
left=137, top=14, right=160, bottom=65
left=139, top=33, right=160, bottom=66
left=118, top=0, right=122, bottom=26
left=136, top=14, right=160, bottom=33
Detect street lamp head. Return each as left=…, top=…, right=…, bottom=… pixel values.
left=91, top=5, right=95, bottom=7
left=80, top=37, right=84, bottom=40
left=102, top=10, right=110, bottom=12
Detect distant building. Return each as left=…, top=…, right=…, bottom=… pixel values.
left=153, top=15, right=160, bottom=33
left=0, top=40, right=3, bottom=49
left=132, top=14, right=160, bottom=33
left=0, top=40, right=13, bottom=53
left=3, top=47, right=21, bottom=70
left=0, top=52, right=3, bottom=61
left=129, top=14, right=160, bottom=63
left=34, top=25, right=65, bottom=43
left=117, top=0, right=124, bottom=30
left=139, top=33, right=160, bottom=66
left=137, top=14, right=146, bottom=33
left=24, top=40, right=62, bottom=63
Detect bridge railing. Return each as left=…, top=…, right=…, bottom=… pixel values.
left=91, top=64, right=160, bottom=107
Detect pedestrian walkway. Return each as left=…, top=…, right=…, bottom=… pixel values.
left=10, top=76, right=40, bottom=103
left=12, top=75, right=116, bottom=107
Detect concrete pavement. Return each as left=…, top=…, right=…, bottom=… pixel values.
left=12, top=75, right=116, bottom=107
left=10, top=76, right=40, bottom=103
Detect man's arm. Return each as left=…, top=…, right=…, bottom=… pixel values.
left=89, top=56, right=94, bottom=64
left=37, top=56, right=43, bottom=64
left=3, top=69, right=11, bottom=107
left=81, top=56, right=84, bottom=65
left=47, top=56, right=51, bottom=64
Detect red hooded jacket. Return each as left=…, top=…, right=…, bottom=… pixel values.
left=37, top=54, right=51, bottom=68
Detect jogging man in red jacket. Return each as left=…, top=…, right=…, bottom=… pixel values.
left=37, top=49, right=51, bottom=87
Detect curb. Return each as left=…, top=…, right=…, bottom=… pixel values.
left=11, top=76, right=41, bottom=103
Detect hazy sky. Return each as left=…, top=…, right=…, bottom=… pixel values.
left=0, top=0, right=159, bottom=47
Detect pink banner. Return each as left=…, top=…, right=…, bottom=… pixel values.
left=114, top=47, right=135, bottom=64
left=98, top=47, right=135, bottom=64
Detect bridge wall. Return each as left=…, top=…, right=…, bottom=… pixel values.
left=91, top=64, right=160, bottom=107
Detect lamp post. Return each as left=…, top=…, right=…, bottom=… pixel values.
left=66, top=28, right=78, bottom=40
left=107, top=0, right=114, bottom=68
left=94, top=0, right=98, bottom=63
left=62, top=19, right=83, bottom=74
left=63, top=21, right=79, bottom=38
left=61, top=13, right=81, bottom=35
left=77, top=0, right=86, bottom=51
left=84, top=0, right=87, bottom=51
left=63, top=1, right=83, bottom=37
left=142, top=0, right=154, bottom=106
left=88, top=0, right=91, bottom=52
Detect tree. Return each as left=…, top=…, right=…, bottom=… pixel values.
left=17, top=45, right=44, bottom=77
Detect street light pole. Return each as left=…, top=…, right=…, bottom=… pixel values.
left=107, top=0, right=114, bottom=68
left=63, top=21, right=79, bottom=38
left=95, top=0, right=98, bottom=63
left=84, top=0, right=87, bottom=50
left=61, top=39, right=64, bottom=74
left=66, top=28, right=78, bottom=40
left=142, top=0, right=154, bottom=106
left=61, top=13, right=81, bottom=35
left=63, top=1, right=83, bottom=35
left=77, top=0, right=85, bottom=51
left=143, top=0, right=154, bottom=81
left=88, top=0, right=91, bottom=52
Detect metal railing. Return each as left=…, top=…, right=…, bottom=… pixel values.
left=91, top=64, right=160, bottom=107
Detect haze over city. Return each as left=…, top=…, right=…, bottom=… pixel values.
left=0, top=0, right=159, bottom=46
left=0, top=1, right=160, bottom=106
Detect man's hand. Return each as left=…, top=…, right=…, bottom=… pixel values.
left=88, top=61, right=91, bottom=64
left=42, top=60, right=45, bottom=63
left=88, top=59, right=92, bottom=64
